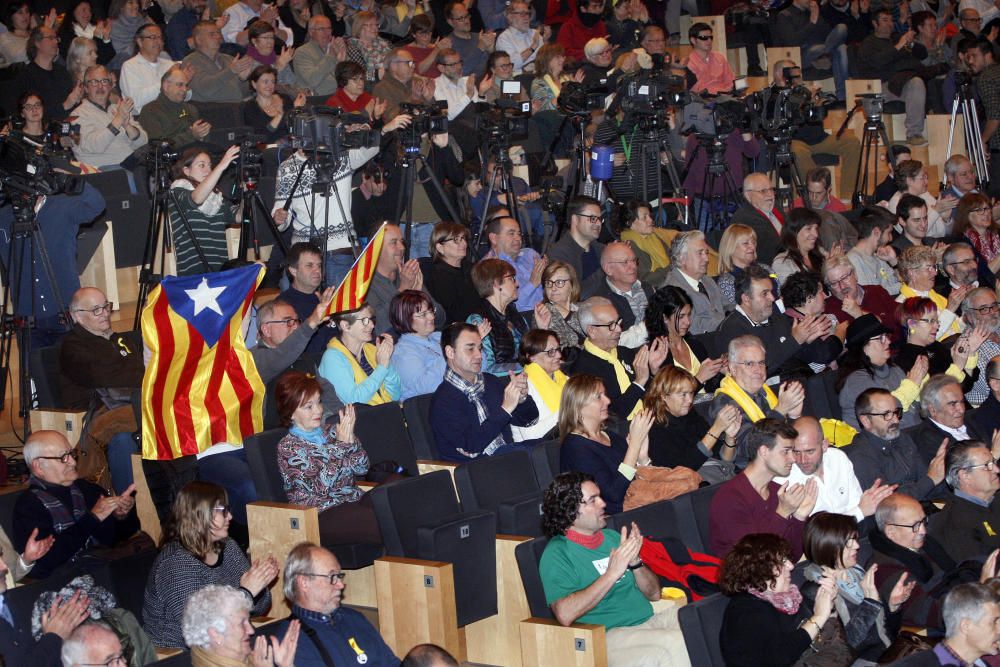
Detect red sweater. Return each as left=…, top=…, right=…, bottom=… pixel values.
left=824, top=283, right=902, bottom=344
left=556, top=15, right=606, bottom=61
left=709, top=473, right=806, bottom=560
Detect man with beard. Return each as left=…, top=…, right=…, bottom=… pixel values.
left=774, top=416, right=894, bottom=520
left=935, top=242, right=995, bottom=302
left=709, top=418, right=817, bottom=560
left=822, top=255, right=902, bottom=341
left=848, top=205, right=901, bottom=296
left=547, top=196, right=607, bottom=298
left=929, top=440, right=1000, bottom=563
left=845, top=388, right=947, bottom=501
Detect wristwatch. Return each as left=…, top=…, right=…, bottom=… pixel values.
left=627, top=561, right=643, bottom=570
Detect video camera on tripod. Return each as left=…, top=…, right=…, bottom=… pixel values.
left=237, top=139, right=263, bottom=189
left=288, top=106, right=379, bottom=155
left=475, top=91, right=530, bottom=151
left=398, top=101, right=449, bottom=154
left=681, top=93, right=753, bottom=137
left=0, top=133, right=83, bottom=201
left=746, top=83, right=834, bottom=139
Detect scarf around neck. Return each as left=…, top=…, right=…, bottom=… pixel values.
left=524, top=363, right=568, bottom=413
left=289, top=424, right=327, bottom=445
left=750, top=585, right=803, bottom=614
left=716, top=375, right=777, bottom=422
left=443, top=368, right=507, bottom=457
left=582, top=339, right=643, bottom=418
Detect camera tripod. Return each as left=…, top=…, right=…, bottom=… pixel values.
left=682, top=133, right=742, bottom=238
left=474, top=141, right=531, bottom=257
left=838, top=97, right=894, bottom=208
left=612, top=114, right=687, bottom=226
left=0, top=182, right=71, bottom=440
left=133, top=145, right=211, bottom=329
left=235, top=166, right=288, bottom=265
left=945, top=78, right=989, bottom=190
left=762, top=131, right=806, bottom=211
left=394, top=141, right=463, bottom=262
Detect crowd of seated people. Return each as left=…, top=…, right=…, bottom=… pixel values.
left=15, top=0, right=1000, bottom=663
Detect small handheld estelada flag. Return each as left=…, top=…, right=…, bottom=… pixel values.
left=325, top=223, right=387, bottom=316
left=141, top=264, right=265, bottom=460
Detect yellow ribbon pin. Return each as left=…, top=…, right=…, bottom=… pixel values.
left=985, top=521, right=996, bottom=537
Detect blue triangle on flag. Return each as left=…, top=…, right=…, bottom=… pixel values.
left=160, top=265, right=261, bottom=347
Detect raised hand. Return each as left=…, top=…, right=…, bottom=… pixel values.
left=374, top=333, right=394, bottom=366
left=476, top=318, right=492, bottom=340
left=241, top=555, right=279, bottom=596
left=857, top=478, right=897, bottom=517
left=888, top=572, right=914, bottom=611
left=794, top=477, right=819, bottom=520
left=113, top=483, right=137, bottom=517
left=91, top=494, right=119, bottom=521
left=22, top=527, right=55, bottom=565
left=307, top=286, right=335, bottom=327
left=696, top=356, right=724, bottom=384
left=777, top=481, right=807, bottom=518
left=191, top=118, right=212, bottom=139
left=271, top=619, right=300, bottom=667
left=335, top=404, right=356, bottom=443
left=861, top=564, right=879, bottom=600
left=981, top=549, right=1000, bottom=583
left=633, top=345, right=650, bottom=386
left=777, top=381, right=805, bottom=418
left=928, top=439, right=948, bottom=484
left=277, top=46, right=295, bottom=70
left=607, top=523, right=643, bottom=578
left=398, top=258, right=422, bottom=291
left=628, top=408, right=655, bottom=464
left=907, top=354, right=929, bottom=385
left=501, top=372, right=523, bottom=413
left=40, top=591, right=90, bottom=639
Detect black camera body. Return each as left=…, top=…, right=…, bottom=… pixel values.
left=557, top=81, right=608, bottom=115
left=746, top=85, right=829, bottom=138
left=288, top=106, right=379, bottom=155
left=238, top=139, right=263, bottom=188
left=398, top=101, right=449, bottom=153
left=682, top=94, right=753, bottom=137
left=618, top=70, right=692, bottom=115
left=475, top=100, right=530, bottom=151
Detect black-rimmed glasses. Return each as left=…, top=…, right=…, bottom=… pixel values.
left=263, top=317, right=300, bottom=327
left=544, top=278, right=570, bottom=288
left=862, top=408, right=903, bottom=421
left=78, top=655, right=127, bottom=667
left=74, top=302, right=113, bottom=316
left=963, top=459, right=999, bottom=472
left=36, top=450, right=78, bottom=464
left=967, top=301, right=1000, bottom=314
left=301, top=571, right=347, bottom=584
left=887, top=517, right=928, bottom=533
left=590, top=319, right=623, bottom=331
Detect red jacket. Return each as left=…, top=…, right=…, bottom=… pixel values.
left=556, top=15, right=606, bottom=60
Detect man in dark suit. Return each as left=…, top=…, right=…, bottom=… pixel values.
left=907, top=375, right=972, bottom=466
left=570, top=297, right=666, bottom=420
left=662, top=231, right=729, bottom=335
left=729, top=172, right=783, bottom=264
left=968, top=354, right=1000, bottom=441
left=715, top=265, right=834, bottom=379
left=928, top=440, right=1000, bottom=564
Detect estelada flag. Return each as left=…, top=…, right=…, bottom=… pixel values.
left=140, top=264, right=265, bottom=460
left=325, top=223, right=387, bottom=316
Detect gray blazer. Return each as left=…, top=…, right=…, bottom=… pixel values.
left=662, top=267, right=727, bottom=335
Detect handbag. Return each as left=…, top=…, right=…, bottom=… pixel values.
left=623, top=465, right=702, bottom=511
left=877, top=631, right=937, bottom=664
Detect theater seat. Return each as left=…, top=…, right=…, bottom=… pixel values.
left=353, top=402, right=418, bottom=475
left=672, top=484, right=721, bottom=554
left=402, top=393, right=439, bottom=460
left=27, top=344, right=87, bottom=446
left=530, top=438, right=560, bottom=489
left=679, top=593, right=730, bottom=666
left=454, top=450, right=543, bottom=537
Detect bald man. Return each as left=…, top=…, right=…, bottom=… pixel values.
left=13, top=430, right=139, bottom=579
left=591, top=242, right=654, bottom=347
left=774, top=416, right=894, bottom=520
left=730, top=172, right=783, bottom=264
left=59, top=287, right=144, bottom=492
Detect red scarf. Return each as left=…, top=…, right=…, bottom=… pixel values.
left=965, top=228, right=1000, bottom=262
left=566, top=529, right=604, bottom=549
left=750, top=585, right=803, bottom=614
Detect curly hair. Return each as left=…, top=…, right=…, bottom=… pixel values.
left=644, top=285, right=693, bottom=339
left=780, top=271, right=823, bottom=311
left=719, top=533, right=791, bottom=594
left=541, top=471, right=594, bottom=538
left=645, top=366, right=698, bottom=425
left=898, top=245, right=937, bottom=285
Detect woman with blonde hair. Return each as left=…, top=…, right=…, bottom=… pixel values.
left=531, top=43, right=577, bottom=112
left=425, top=221, right=480, bottom=322
left=346, top=10, right=392, bottom=86
left=532, top=260, right=584, bottom=348
left=645, top=366, right=740, bottom=483
left=716, top=223, right=773, bottom=304
left=66, top=36, right=98, bottom=84
left=896, top=245, right=963, bottom=340
left=558, top=374, right=655, bottom=515
left=953, top=191, right=1000, bottom=269
left=142, top=481, right=278, bottom=648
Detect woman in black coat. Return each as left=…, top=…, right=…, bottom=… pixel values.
left=644, top=286, right=725, bottom=395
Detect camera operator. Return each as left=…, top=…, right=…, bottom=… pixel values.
left=592, top=65, right=684, bottom=207
left=272, top=113, right=409, bottom=287
left=772, top=60, right=860, bottom=201
left=351, top=162, right=394, bottom=242
left=0, top=168, right=106, bottom=349
left=965, top=37, right=1000, bottom=196
left=771, top=0, right=848, bottom=102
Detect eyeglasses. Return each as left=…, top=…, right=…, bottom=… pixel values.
left=263, top=317, right=300, bottom=328
left=887, top=517, right=929, bottom=533
left=732, top=360, right=766, bottom=369
left=862, top=408, right=904, bottom=421
left=495, top=62, right=514, bottom=69
left=745, top=187, right=775, bottom=193
left=970, top=206, right=990, bottom=214
left=85, top=78, right=113, bottom=86
left=539, top=347, right=562, bottom=357
left=443, top=236, right=466, bottom=244
left=915, top=265, right=938, bottom=273
left=73, top=301, right=115, bottom=317
left=212, top=505, right=232, bottom=515
left=967, top=301, right=1000, bottom=314
left=138, top=33, right=163, bottom=40
left=300, top=571, right=347, bottom=584
left=35, top=450, right=79, bottom=464
left=21, top=102, right=42, bottom=110
left=693, top=34, right=713, bottom=40
left=413, top=307, right=436, bottom=319
left=869, top=333, right=890, bottom=344
left=450, top=13, right=471, bottom=19
left=913, top=317, right=939, bottom=325
left=946, top=257, right=977, bottom=267
left=590, top=318, right=623, bottom=331
left=544, top=278, right=570, bottom=288
left=350, top=316, right=376, bottom=326
left=827, top=269, right=856, bottom=287
left=577, top=213, right=604, bottom=223
left=963, top=459, right=999, bottom=472
left=962, top=15, right=982, bottom=21
left=78, top=655, right=127, bottom=667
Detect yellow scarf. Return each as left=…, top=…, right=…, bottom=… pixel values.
left=898, top=284, right=961, bottom=337
left=328, top=338, right=393, bottom=405
left=583, top=339, right=642, bottom=418
left=524, top=363, right=569, bottom=413
left=715, top=375, right=777, bottom=422
left=621, top=229, right=670, bottom=272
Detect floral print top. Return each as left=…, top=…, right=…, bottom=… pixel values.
left=277, top=425, right=369, bottom=510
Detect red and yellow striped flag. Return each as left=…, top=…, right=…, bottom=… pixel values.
left=325, top=223, right=387, bottom=316
left=140, top=264, right=266, bottom=461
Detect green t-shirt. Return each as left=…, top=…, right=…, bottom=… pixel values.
left=539, top=530, right=653, bottom=629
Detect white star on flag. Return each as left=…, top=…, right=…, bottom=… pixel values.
left=185, top=277, right=226, bottom=316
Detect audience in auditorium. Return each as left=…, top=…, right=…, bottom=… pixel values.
left=466, top=258, right=530, bottom=376
left=960, top=287, right=1000, bottom=405
left=169, top=145, right=239, bottom=276
left=278, top=243, right=337, bottom=357
left=715, top=224, right=769, bottom=306
left=183, top=20, right=251, bottom=102
left=425, top=221, right=481, bottom=325
left=118, top=23, right=175, bottom=113
left=539, top=471, right=687, bottom=667
left=823, top=255, right=903, bottom=335
left=909, top=375, right=976, bottom=466
left=72, top=64, right=148, bottom=169
left=848, top=206, right=901, bottom=296
left=892, top=582, right=1000, bottom=666
left=430, top=322, right=539, bottom=461
left=512, top=328, right=566, bottom=442
left=644, top=286, right=723, bottom=393
left=547, top=196, right=607, bottom=299
left=534, top=261, right=584, bottom=348
left=294, top=15, right=343, bottom=97
left=967, top=354, right=1000, bottom=439
left=390, top=290, right=449, bottom=400
left=662, top=231, right=727, bottom=335
left=138, top=64, right=211, bottom=146
left=320, top=303, right=402, bottom=406
left=367, top=224, right=445, bottom=338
